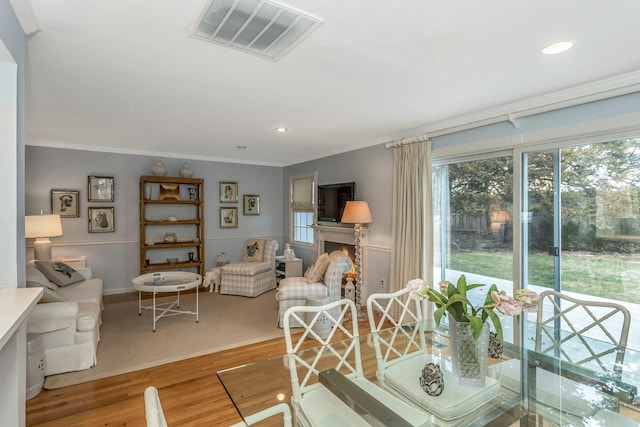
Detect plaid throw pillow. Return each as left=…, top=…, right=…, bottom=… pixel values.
left=304, top=253, right=330, bottom=283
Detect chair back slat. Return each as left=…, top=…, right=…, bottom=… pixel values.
left=366, top=288, right=426, bottom=384
left=536, top=290, right=630, bottom=376
left=283, top=299, right=362, bottom=407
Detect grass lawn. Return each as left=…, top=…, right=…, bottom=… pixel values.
left=450, top=249, right=640, bottom=304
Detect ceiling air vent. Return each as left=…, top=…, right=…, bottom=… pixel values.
left=189, top=0, right=323, bottom=61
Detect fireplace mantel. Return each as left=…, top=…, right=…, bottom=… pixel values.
left=312, top=224, right=369, bottom=254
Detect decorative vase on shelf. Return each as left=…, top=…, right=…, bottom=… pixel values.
left=449, top=319, right=490, bottom=386
left=152, top=161, right=167, bottom=177
left=179, top=163, right=193, bottom=178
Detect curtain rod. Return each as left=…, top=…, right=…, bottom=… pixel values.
left=384, top=73, right=640, bottom=150
left=384, top=134, right=430, bottom=149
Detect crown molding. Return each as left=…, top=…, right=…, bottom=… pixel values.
left=391, top=70, right=640, bottom=141
left=9, top=0, right=40, bottom=35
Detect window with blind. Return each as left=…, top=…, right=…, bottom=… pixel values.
left=290, top=172, right=317, bottom=245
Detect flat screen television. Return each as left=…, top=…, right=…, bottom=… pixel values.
left=317, top=182, right=356, bottom=224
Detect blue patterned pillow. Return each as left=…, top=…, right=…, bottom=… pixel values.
left=34, top=260, right=85, bottom=287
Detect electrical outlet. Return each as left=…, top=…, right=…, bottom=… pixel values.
left=379, top=279, right=385, bottom=287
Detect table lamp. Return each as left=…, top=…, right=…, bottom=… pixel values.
left=340, top=201, right=373, bottom=318
left=25, top=214, right=63, bottom=260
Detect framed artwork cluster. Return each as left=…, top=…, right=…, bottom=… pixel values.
left=50, top=176, right=115, bottom=233
left=87, top=176, right=115, bottom=233
left=219, top=181, right=238, bottom=228
left=218, top=181, right=261, bottom=228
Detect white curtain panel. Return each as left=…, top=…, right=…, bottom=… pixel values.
left=389, top=140, right=433, bottom=318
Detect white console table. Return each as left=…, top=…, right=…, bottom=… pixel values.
left=0, top=287, right=43, bottom=427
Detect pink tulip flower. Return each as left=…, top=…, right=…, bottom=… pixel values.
left=515, top=289, right=539, bottom=312
left=491, top=291, right=523, bottom=316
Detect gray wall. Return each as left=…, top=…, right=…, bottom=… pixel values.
left=25, top=146, right=283, bottom=294
left=1, top=0, right=27, bottom=285
left=283, top=144, right=394, bottom=301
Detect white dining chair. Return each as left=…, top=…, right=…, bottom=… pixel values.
left=283, top=298, right=430, bottom=427
left=535, top=290, right=630, bottom=374
left=490, top=290, right=632, bottom=426
left=228, top=402, right=292, bottom=427
left=366, top=288, right=502, bottom=422
left=144, top=386, right=168, bottom=427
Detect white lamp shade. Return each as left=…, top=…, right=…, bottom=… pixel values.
left=25, top=214, right=63, bottom=238
left=341, top=201, right=373, bottom=224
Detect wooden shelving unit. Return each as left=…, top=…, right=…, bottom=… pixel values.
left=139, top=176, right=205, bottom=277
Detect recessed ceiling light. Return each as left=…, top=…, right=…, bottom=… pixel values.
left=542, top=41, right=574, bottom=55
left=236, top=145, right=247, bottom=150
left=275, top=127, right=288, bottom=133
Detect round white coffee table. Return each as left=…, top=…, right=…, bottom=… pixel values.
left=132, top=271, right=202, bottom=332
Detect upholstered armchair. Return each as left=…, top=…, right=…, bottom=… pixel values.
left=219, top=239, right=279, bottom=297
left=276, top=250, right=352, bottom=327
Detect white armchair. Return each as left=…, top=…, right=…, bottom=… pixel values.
left=25, top=259, right=104, bottom=375
left=276, top=250, right=352, bottom=328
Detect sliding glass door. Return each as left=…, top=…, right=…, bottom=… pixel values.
left=522, top=138, right=640, bottom=348
left=433, top=154, right=514, bottom=310
left=433, top=137, right=640, bottom=346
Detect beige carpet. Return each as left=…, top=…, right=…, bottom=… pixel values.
left=44, top=289, right=283, bottom=389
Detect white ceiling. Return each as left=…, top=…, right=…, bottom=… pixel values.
left=23, top=0, right=640, bottom=166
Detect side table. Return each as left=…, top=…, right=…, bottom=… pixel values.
left=305, top=295, right=332, bottom=339
left=26, top=333, right=45, bottom=400
left=132, top=271, right=201, bottom=332
left=275, top=256, right=303, bottom=284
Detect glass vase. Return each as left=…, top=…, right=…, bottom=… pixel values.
left=449, top=319, right=490, bottom=386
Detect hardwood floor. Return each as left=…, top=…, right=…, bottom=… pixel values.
left=25, top=300, right=374, bottom=427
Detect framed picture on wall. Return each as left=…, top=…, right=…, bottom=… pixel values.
left=220, top=207, right=238, bottom=228
left=51, top=189, right=80, bottom=218
left=88, top=207, right=115, bottom=233
left=88, top=176, right=114, bottom=202
left=243, top=195, right=260, bottom=215
left=219, top=181, right=238, bottom=203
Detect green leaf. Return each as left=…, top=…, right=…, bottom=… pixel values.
left=426, top=289, right=447, bottom=305
left=483, top=284, right=498, bottom=306
left=485, top=309, right=503, bottom=342
left=468, top=316, right=484, bottom=339
left=446, top=282, right=457, bottom=298
left=434, top=306, right=447, bottom=326
left=456, top=275, right=467, bottom=298
left=446, top=294, right=472, bottom=321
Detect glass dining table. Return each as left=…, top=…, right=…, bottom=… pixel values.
left=217, top=319, right=640, bottom=426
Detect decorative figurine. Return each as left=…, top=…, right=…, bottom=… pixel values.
left=420, top=362, right=444, bottom=396
left=488, top=331, right=504, bottom=359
